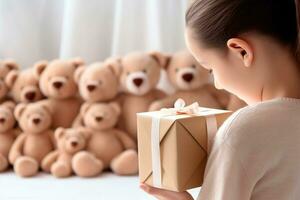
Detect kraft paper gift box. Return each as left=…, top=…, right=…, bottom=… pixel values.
left=137, top=101, right=232, bottom=192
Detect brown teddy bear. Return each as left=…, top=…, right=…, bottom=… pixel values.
left=106, top=52, right=167, bottom=141
left=41, top=127, right=90, bottom=178
left=71, top=102, right=138, bottom=177
left=34, top=58, right=84, bottom=128
left=149, top=50, right=243, bottom=111
left=0, top=60, right=19, bottom=102
left=5, top=65, right=44, bottom=103
left=9, top=102, right=55, bottom=177
left=0, top=101, right=19, bottom=172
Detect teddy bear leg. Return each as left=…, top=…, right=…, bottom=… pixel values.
left=0, top=153, right=9, bottom=172
left=14, top=156, right=39, bottom=177
left=110, top=149, right=138, bottom=175
left=72, top=151, right=104, bottom=177
left=51, top=161, right=72, bottom=178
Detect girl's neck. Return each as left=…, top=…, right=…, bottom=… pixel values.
left=261, top=53, right=300, bottom=101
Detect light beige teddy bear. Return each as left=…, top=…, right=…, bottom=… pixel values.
left=34, top=59, right=84, bottom=128
left=42, top=127, right=90, bottom=178
left=106, top=52, right=167, bottom=142
left=0, top=60, right=19, bottom=102
left=5, top=66, right=44, bottom=103
left=0, top=101, right=19, bottom=172
left=9, top=103, right=55, bottom=177
left=72, top=102, right=138, bottom=177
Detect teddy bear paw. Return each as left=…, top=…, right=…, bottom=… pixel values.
left=51, top=162, right=71, bottom=178
left=0, top=154, right=8, bottom=172
left=14, top=156, right=39, bottom=177
left=72, top=151, right=104, bottom=177
left=111, top=149, right=139, bottom=175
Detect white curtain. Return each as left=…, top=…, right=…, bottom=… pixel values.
left=0, top=0, right=189, bottom=68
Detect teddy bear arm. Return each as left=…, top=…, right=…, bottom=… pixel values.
left=8, top=134, right=27, bottom=164
left=114, top=129, right=137, bottom=150
left=12, top=128, right=22, bottom=138
left=153, top=89, right=167, bottom=100
left=41, top=150, right=59, bottom=172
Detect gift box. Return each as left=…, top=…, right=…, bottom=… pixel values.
left=137, top=100, right=232, bottom=192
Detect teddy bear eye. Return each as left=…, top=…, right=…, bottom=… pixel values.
left=142, top=69, right=147, bottom=73
left=98, top=80, right=103, bottom=85
left=175, top=68, right=179, bottom=72
left=191, top=65, right=196, bottom=69
left=64, top=75, right=69, bottom=79
left=126, top=72, right=131, bottom=76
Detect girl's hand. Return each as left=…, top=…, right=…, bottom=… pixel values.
left=140, top=183, right=194, bottom=200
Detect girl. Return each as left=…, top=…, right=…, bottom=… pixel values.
left=140, top=0, right=300, bottom=199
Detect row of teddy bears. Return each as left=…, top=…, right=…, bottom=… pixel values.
left=0, top=50, right=246, bottom=178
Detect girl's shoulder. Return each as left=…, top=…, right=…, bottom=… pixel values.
left=214, top=98, right=300, bottom=148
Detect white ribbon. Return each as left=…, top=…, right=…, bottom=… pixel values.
left=150, top=98, right=218, bottom=188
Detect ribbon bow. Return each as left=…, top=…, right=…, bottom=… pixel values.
left=161, top=98, right=200, bottom=115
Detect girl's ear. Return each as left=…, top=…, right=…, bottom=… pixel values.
left=149, top=51, right=171, bottom=69
left=227, top=38, right=254, bottom=67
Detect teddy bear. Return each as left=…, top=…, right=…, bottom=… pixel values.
left=8, top=102, right=55, bottom=177
left=72, top=61, right=121, bottom=127
left=5, top=63, right=44, bottom=103
left=148, top=50, right=245, bottom=111
left=34, top=58, right=84, bottom=128
left=0, top=101, right=19, bottom=172
left=106, top=52, right=167, bottom=141
left=0, top=59, right=19, bottom=103
left=71, top=102, right=138, bottom=177
left=41, top=127, right=90, bottom=178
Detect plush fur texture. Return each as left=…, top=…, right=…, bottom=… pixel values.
left=149, top=50, right=234, bottom=111
left=0, top=60, right=19, bottom=102
left=0, top=102, right=19, bottom=172
left=9, top=103, right=55, bottom=177
left=72, top=102, right=138, bottom=177
left=34, top=58, right=83, bottom=128
left=107, top=52, right=167, bottom=141
left=5, top=67, right=43, bottom=103
left=42, top=127, right=90, bottom=178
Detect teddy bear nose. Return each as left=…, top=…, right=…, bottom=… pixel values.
left=33, top=118, right=41, bottom=124
left=95, top=116, right=103, bottom=122
left=133, top=78, right=143, bottom=87
left=25, top=91, right=36, bottom=101
left=71, top=141, right=78, bottom=147
left=87, top=84, right=96, bottom=92
left=182, top=73, right=194, bottom=83
left=0, top=118, right=6, bottom=123
left=53, top=81, right=63, bottom=89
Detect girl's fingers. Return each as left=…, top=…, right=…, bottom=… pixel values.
left=140, top=183, right=194, bottom=200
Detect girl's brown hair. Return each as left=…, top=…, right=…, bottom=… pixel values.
left=186, top=0, right=300, bottom=58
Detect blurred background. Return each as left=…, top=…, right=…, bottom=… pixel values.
left=0, top=0, right=189, bottom=68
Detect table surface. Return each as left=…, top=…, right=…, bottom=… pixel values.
left=0, top=171, right=201, bottom=200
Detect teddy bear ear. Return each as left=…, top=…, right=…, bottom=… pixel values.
left=3, top=59, right=19, bottom=71
left=80, top=102, right=91, bottom=116
left=5, top=70, right=19, bottom=88
left=109, top=102, right=121, bottom=116
left=149, top=51, right=171, bottom=69
left=34, top=60, right=48, bottom=78
left=2, top=101, right=16, bottom=112
left=55, top=127, right=65, bottom=140
left=14, top=103, right=26, bottom=120
left=70, top=57, right=85, bottom=69
left=74, top=66, right=85, bottom=83
left=105, top=57, right=122, bottom=77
